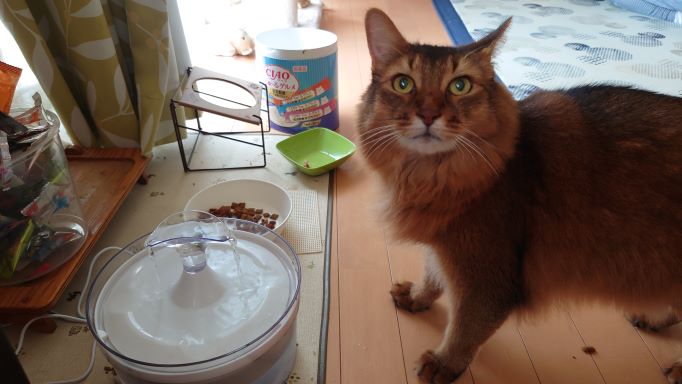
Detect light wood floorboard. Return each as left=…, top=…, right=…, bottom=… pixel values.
left=325, top=1, right=682, bottom=384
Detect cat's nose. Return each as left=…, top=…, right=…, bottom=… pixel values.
left=417, top=112, right=441, bottom=127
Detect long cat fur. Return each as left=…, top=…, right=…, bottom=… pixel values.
left=359, top=8, right=682, bottom=384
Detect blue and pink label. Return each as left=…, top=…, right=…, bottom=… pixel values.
left=262, top=53, right=338, bottom=133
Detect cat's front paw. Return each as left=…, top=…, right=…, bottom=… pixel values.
left=627, top=313, right=680, bottom=332
left=417, top=350, right=465, bottom=384
left=390, top=281, right=432, bottom=313
left=663, top=359, right=682, bottom=384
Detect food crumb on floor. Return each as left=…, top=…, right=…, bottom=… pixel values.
left=582, top=346, right=597, bottom=355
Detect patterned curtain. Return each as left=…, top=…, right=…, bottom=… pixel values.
left=0, top=0, right=186, bottom=156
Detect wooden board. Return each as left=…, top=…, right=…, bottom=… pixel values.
left=0, top=148, right=148, bottom=317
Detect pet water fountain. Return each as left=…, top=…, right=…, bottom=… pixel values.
left=85, top=211, right=300, bottom=384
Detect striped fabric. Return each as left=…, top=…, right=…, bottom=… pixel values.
left=611, top=0, right=682, bottom=24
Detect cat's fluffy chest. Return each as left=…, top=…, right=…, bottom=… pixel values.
left=388, top=199, right=451, bottom=243
left=384, top=180, right=494, bottom=244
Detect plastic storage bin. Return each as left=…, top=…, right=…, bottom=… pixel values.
left=0, top=110, right=86, bottom=285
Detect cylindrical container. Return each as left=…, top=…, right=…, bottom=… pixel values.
left=256, top=28, right=338, bottom=134
left=0, top=110, right=86, bottom=285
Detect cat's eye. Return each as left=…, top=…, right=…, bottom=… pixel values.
left=448, top=77, right=472, bottom=95
left=392, top=75, right=414, bottom=94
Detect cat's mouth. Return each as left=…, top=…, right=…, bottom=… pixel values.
left=396, top=122, right=456, bottom=154
left=412, top=132, right=441, bottom=142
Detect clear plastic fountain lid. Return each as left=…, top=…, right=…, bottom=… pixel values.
left=86, top=211, right=300, bottom=366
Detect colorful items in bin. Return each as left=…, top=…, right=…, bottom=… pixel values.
left=0, top=218, right=33, bottom=279
left=27, top=229, right=78, bottom=263
left=0, top=94, right=51, bottom=191
left=0, top=132, right=12, bottom=189
left=13, top=95, right=46, bottom=126
left=0, top=179, right=79, bottom=279
left=0, top=61, right=21, bottom=114
left=20, top=182, right=74, bottom=223
left=0, top=94, right=51, bottom=152
left=0, top=96, right=85, bottom=282
left=0, top=218, right=80, bottom=279
left=0, top=111, right=27, bottom=139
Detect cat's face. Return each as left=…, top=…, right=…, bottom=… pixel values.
left=359, top=10, right=519, bottom=182
left=363, top=45, right=498, bottom=156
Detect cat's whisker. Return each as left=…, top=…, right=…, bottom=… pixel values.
left=454, top=136, right=478, bottom=164
left=359, top=125, right=397, bottom=144
left=362, top=129, right=397, bottom=152
left=365, top=133, right=399, bottom=159
left=359, top=131, right=392, bottom=145
left=462, top=129, right=500, bottom=151
left=364, top=137, right=389, bottom=157
left=440, top=131, right=475, bottom=159
left=363, top=132, right=391, bottom=153
left=360, top=131, right=394, bottom=146
left=372, top=134, right=400, bottom=159
left=459, top=135, right=496, bottom=167
left=360, top=126, right=399, bottom=155
left=365, top=123, right=396, bottom=133
left=458, top=135, right=500, bottom=176
left=365, top=133, right=398, bottom=159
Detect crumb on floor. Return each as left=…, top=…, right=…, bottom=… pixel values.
left=582, top=346, right=597, bottom=355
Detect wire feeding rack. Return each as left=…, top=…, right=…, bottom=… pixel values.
left=170, top=66, right=271, bottom=172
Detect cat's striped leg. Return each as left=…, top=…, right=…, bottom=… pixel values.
left=418, top=291, right=514, bottom=383
left=417, top=271, right=518, bottom=384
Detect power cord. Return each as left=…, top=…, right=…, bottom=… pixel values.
left=14, top=246, right=122, bottom=384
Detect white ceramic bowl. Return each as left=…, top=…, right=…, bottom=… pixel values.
left=185, top=179, right=292, bottom=234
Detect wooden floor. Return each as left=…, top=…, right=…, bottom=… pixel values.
left=323, top=1, right=682, bottom=383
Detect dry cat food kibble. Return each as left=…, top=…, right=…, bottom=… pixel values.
left=581, top=346, right=597, bottom=355
left=209, top=202, right=279, bottom=229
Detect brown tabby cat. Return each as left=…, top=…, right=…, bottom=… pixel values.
left=359, top=8, right=682, bottom=384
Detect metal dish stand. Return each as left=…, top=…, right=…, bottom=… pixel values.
left=170, top=67, right=271, bottom=172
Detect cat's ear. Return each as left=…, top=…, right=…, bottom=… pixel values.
left=365, top=9, right=409, bottom=71
left=464, top=17, right=512, bottom=61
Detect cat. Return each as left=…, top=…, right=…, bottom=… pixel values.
left=359, top=8, right=682, bottom=384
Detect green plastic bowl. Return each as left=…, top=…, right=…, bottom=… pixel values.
left=276, top=128, right=356, bottom=176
